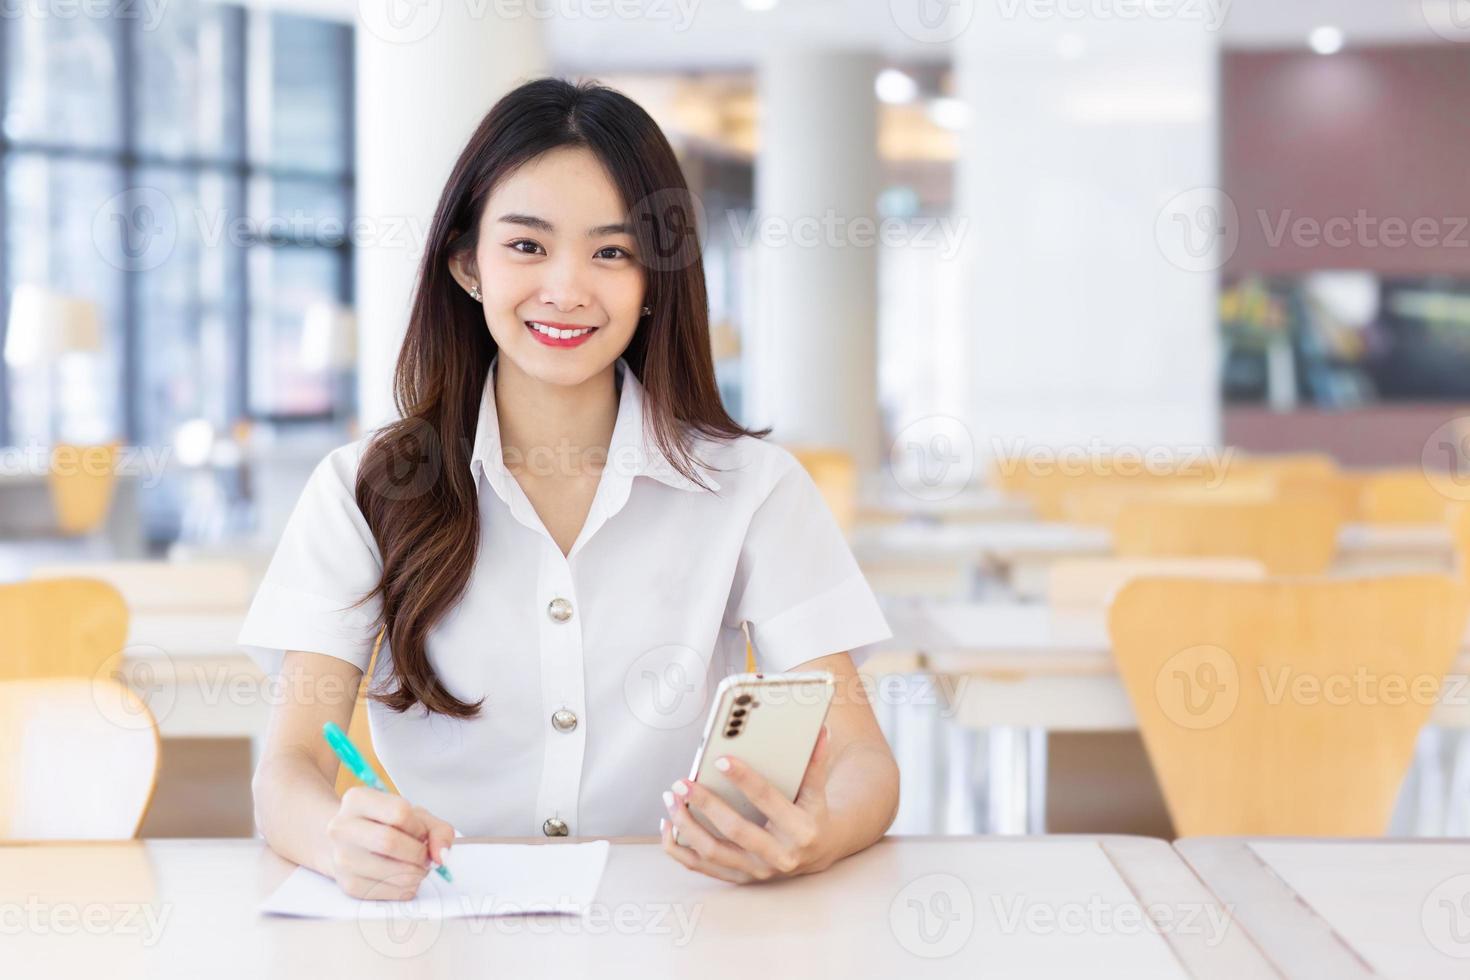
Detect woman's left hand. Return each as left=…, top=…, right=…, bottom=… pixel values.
left=659, top=724, right=839, bottom=884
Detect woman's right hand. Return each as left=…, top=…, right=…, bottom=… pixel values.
left=325, top=786, right=456, bottom=900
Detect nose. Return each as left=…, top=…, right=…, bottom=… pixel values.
left=537, top=254, right=592, bottom=314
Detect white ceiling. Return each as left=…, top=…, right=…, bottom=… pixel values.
left=544, top=0, right=1470, bottom=69
left=239, top=0, right=1470, bottom=66
left=1223, top=0, right=1468, bottom=47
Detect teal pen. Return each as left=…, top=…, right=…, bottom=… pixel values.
left=322, top=721, right=452, bottom=882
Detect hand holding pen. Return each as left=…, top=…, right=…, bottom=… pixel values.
left=321, top=721, right=455, bottom=899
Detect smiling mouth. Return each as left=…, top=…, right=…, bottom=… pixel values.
left=524, top=320, right=600, bottom=347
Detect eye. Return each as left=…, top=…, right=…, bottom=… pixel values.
left=595, top=245, right=632, bottom=261
left=506, top=239, right=544, bottom=256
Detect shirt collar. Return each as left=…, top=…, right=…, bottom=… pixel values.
left=469, top=354, right=721, bottom=499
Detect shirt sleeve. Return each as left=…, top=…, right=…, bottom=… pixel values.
left=724, top=449, right=893, bottom=673
left=236, top=442, right=385, bottom=678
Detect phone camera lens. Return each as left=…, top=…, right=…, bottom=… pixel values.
left=731, top=708, right=746, bottom=717
left=734, top=694, right=752, bottom=706
left=724, top=727, right=740, bottom=738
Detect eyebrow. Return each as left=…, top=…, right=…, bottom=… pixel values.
left=495, top=213, right=631, bottom=237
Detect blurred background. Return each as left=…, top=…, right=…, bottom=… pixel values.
left=7, top=0, right=1470, bottom=843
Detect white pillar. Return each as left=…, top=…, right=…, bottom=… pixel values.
left=954, top=15, right=1222, bottom=464
left=355, top=9, right=547, bottom=430
left=747, top=47, right=882, bottom=471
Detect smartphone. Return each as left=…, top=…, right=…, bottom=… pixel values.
left=674, top=671, right=835, bottom=847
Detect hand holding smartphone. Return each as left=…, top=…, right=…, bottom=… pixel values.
left=674, top=671, right=834, bottom=847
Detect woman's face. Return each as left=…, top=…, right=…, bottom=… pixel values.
left=451, top=145, right=646, bottom=388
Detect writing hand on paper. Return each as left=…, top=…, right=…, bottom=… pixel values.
left=659, top=724, right=838, bottom=884
left=325, top=786, right=456, bottom=900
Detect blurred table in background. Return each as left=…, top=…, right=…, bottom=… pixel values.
left=0, top=471, right=145, bottom=560
left=857, top=486, right=1035, bottom=524
left=854, top=520, right=1458, bottom=598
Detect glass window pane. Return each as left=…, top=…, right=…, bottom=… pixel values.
left=3, top=154, right=126, bottom=445
left=247, top=176, right=350, bottom=244
left=133, top=167, right=246, bottom=447
left=249, top=12, right=351, bottom=174
left=136, top=1, right=245, bottom=162
left=248, top=246, right=343, bottom=417
left=3, top=8, right=121, bottom=149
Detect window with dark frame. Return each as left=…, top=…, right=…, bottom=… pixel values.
left=0, top=0, right=355, bottom=453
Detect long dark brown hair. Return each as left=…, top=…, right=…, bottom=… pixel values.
left=352, top=77, right=768, bottom=719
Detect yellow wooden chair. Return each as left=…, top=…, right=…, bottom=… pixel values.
left=1051, top=451, right=1339, bottom=527
left=989, top=453, right=1216, bottom=494
left=1112, top=498, right=1343, bottom=575
left=1222, top=452, right=1364, bottom=520
left=990, top=454, right=1219, bottom=520
left=335, top=630, right=399, bottom=797
left=1047, top=557, right=1266, bottom=611
left=1108, top=575, right=1467, bottom=836
left=1450, top=503, right=1470, bottom=590
left=0, top=677, right=160, bottom=839
left=1359, top=469, right=1454, bottom=524
left=0, top=578, right=129, bottom=681
left=1269, top=470, right=1367, bottom=523
left=47, top=442, right=121, bottom=535
left=1032, top=473, right=1212, bottom=522
left=1059, top=475, right=1277, bottom=527
left=1224, top=451, right=1338, bottom=482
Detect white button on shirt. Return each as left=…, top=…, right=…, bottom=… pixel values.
left=237, top=355, right=892, bottom=838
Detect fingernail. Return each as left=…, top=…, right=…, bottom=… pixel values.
left=671, top=780, right=689, bottom=797
left=714, top=757, right=731, bottom=772
left=659, top=817, right=667, bottom=834
left=662, top=790, right=675, bottom=809
left=439, top=846, right=453, bottom=865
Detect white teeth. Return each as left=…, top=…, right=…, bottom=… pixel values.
left=527, top=321, right=593, bottom=340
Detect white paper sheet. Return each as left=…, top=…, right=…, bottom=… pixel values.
left=259, top=841, right=611, bottom=920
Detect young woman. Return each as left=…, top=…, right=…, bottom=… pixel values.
left=240, top=77, right=898, bottom=898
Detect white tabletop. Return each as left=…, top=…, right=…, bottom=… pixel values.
left=878, top=599, right=1113, bottom=669
left=853, top=520, right=1457, bottom=565
left=854, top=520, right=1113, bottom=562
left=0, top=836, right=1271, bottom=980
left=876, top=597, right=1470, bottom=669
left=1176, top=837, right=1470, bottom=979
left=859, top=487, right=1035, bottom=522
left=128, top=610, right=250, bottom=657
left=118, top=611, right=266, bottom=740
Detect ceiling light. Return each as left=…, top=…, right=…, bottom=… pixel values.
left=875, top=69, right=919, bottom=105
left=1309, top=26, right=1344, bottom=55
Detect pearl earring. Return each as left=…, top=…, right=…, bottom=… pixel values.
left=469, top=285, right=482, bottom=302
left=641, top=305, right=651, bottom=316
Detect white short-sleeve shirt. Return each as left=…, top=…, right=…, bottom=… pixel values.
left=237, top=355, right=892, bottom=838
